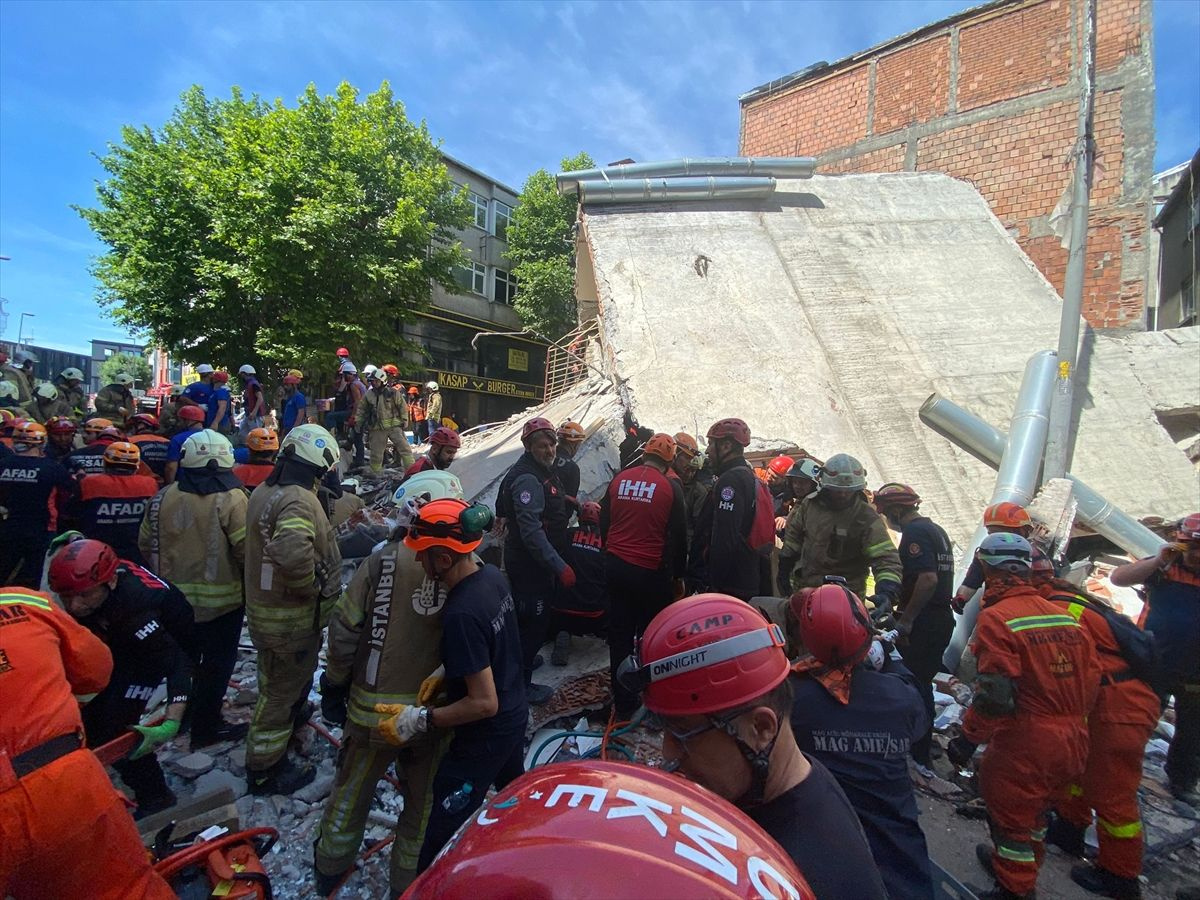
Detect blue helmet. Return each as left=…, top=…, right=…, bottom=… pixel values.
left=976, top=532, right=1032, bottom=573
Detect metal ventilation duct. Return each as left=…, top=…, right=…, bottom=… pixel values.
left=575, top=176, right=776, bottom=205
left=557, top=157, right=815, bottom=195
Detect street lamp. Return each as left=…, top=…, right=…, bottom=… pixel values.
left=18, top=313, right=34, bottom=345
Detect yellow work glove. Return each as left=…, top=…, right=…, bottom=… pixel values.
left=374, top=703, right=428, bottom=747
left=417, top=665, right=445, bottom=705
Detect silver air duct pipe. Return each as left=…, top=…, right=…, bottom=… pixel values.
left=557, top=157, right=815, bottom=195
left=575, top=176, right=776, bottom=205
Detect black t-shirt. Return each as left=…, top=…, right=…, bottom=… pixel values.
left=898, top=516, right=954, bottom=611
left=749, top=755, right=888, bottom=900
left=441, top=564, right=528, bottom=741
left=0, top=455, right=73, bottom=530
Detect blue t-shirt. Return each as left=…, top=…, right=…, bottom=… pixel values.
left=441, top=564, right=527, bottom=741
left=207, top=386, right=232, bottom=429
left=281, top=391, right=307, bottom=434
left=182, top=381, right=212, bottom=407
left=166, top=427, right=198, bottom=463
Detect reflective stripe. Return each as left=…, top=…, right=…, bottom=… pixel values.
left=1030, top=827, right=1047, bottom=842
left=1098, top=817, right=1142, bottom=839
left=275, top=517, right=315, bottom=537
left=875, top=571, right=902, bottom=584
left=1066, top=602, right=1086, bottom=622
left=1005, top=614, right=1079, bottom=633
left=865, top=540, right=896, bottom=557
left=996, top=842, right=1036, bottom=864
left=228, top=526, right=247, bottom=544
left=177, top=582, right=243, bottom=609
left=0, top=592, right=51, bottom=611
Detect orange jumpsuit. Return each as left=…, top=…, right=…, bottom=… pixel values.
left=962, top=577, right=1100, bottom=896
left=0, top=588, right=175, bottom=899
left=1040, top=579, right=1160, bottom=879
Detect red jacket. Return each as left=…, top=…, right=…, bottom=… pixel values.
left=601, top=464, right=687, bottom=574
left=233, top=462, right=273, bottom=490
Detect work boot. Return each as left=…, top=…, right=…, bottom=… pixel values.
left=313, top=864, right=351, bottom=896
left=976, top=843, right=996, bottom=879
left=1070, top=863, right=1142, bottom=899
left=191, top=721, right=249, bottom=750
left=292, top=700, right=315, bottom=732
left=247, top=757, right=316, bottom=796
left=1045, top=814, right=1087, bottom=856
left=551, top=631, right=571, bottom=666
left=526, top=682, right=555, bottom=705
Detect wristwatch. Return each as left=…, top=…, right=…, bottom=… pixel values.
left=419, top=706, right=432, bottom=732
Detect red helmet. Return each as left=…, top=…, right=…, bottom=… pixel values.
left=336, top=347, right=350, bottom=358
left=1177, top=513, right=1200, bottom=543
left=706, top=418, right=751, bottom=447
left=579, top=501, right=602, bottom=525
left=211, top=371, right=230, bottom=384
left=983, top=501, right=1031, bottom=530
left=767, top=455, right=794, bottom=477
left=46, top=416, right=77, bottom=436
left=643, top=432, right=677, bottom=464
left=177, top=405, right=206, bottom=423
left=281, top=374, right=301, bottom=386
left=430, top=426, right=461, bottom=448
left=404, top=760, right=814, bottom=900
left=795, top=580, right=874, bottom=670
left=624, top=594, right=788, bottom=718
left=522, top=416, right=556, bottom=444
left=48, top=539, right=119, bottom=595
left=96, top=426, right=125, bottom=444
left=127, top=413, right=159, bottom=433
left=873, top=482, right=921, bottom=510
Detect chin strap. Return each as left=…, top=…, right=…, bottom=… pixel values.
left=714, top=716, right=780, bottom=807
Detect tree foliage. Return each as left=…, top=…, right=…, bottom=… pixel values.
left=99, top=351, right=151, bottom=387
left=506, top=152, right=594, bottom=340
left=76, top=82, right=468, bottom=377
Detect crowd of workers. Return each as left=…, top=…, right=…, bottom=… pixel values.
left=1, top=357, right=1197, bottom=900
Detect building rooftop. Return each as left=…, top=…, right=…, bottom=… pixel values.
left=441, top=150, right=519, bottom=199
left=1152, top=148, right=1199, bottom=228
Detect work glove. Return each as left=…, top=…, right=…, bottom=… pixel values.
left=48, top=529, right=86, bottom=556
left=946, top=735, right=978, bottom=768
left=130, top=719, right=181, bottom=761
left=417, top=665, right=445, bottom=705
left=558, top=565, right=577, bottom=590
left=374, top=703, right=428, bottom=747
left=319, top=672, right=349, bottom=727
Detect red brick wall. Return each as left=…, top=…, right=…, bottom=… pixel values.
left=738, top=0, right=1154, bottom=329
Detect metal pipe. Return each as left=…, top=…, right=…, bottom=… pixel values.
left=575, top=176, right=776, bottom=205
left=994, top=351, right=1057, bottom=506
left=557, top=157, right=814, bottom=195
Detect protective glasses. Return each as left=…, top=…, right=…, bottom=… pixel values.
left=647, top=707, right=752, bottom=773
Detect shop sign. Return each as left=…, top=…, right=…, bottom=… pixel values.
left=433, top=370, right=543, bottom=400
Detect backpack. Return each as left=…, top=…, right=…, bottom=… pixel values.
left=1050, top=589, right=1160, bottom=685
left=746, top=479, right=777, bottom=555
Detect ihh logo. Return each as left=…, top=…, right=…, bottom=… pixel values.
left=617, top=479, right=656, bottom=500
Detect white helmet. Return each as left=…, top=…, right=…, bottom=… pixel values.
left=113, top=373, right=135, bottom=386
left=196, top=363, right=215, bottom=375
left=340, top=362, right=358, bottom=374
left=238, top=364, right=256, bottom=376
left=14, top=350, right=37, bottom=365
left=362, top=364, right=378, bottom=378
left=392, top=471, right=465, bottom=523
left=280, top=423, right=339, bottom=471
left=35, top=383, right=58, bottom=400
left=61, top=367, right=84, bottom=382
left=0, top=381, right=19, bottom=400
left=180, top=429, right=235, bottom=469
left=168, top=384, right=185, bottom=396
left=426, top=381, right=439, bottom=391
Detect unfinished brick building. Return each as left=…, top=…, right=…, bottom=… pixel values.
left=738, top=0, right=1155, bottom=329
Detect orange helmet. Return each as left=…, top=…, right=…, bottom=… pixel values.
left=246, top=427, right=279, bottom=453
left=84, top=417, right=114, bottom=439
left=103, top=441, right=141, bottom=467
left=407, top=385, right=420, bottom=395
left=767, top=454, right=794, bottom=477
left=281, top=374, right=301, bottom=386
left=983, top=501, right=1032, bottom=530
left=13, top=421, right=47, bottom=446
left=403, top=498, right=494, bottom=554
left=673, top=432, right=699, bottom=458
left=557, top=421, right=586, bottom=444
left=382, top=364, right=400, bottom=378
left=642, top=432, right=676, bottom=464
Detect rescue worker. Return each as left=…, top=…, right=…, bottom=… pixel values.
left=601, top=432, right=687, bottom=719
left=157, top=384, right=185, bottom=435
left=946, top=533, right=1099, bottom=900
left=33, top=383, right=70, bottom=423
left=54, top=366, right=87, bottom=420
left=233, top=427, right=279, bottom=490
left=777, top=458, right=821, bottom=592
left=48, top=539, right=195, bottom=817
left=1032, top=560, right=1160, bottom=899
left=369, top=498, right=528, bottom=873
left=140, top=429, right=248, bottom=749
left=244, top=424, right=342, bottom=795
left=620, top=593, right=888, bottom=899
left=766, top=454, right=795, bottom=516
left=953, top=502, right=1040, bottom=612
left=0, top=380, right=21, bottom=414
left=554, top=420, right=585, bottom=507
left=182, top=364, right=214, bottom=407
left=163, top=404, right=206, bottom=484
left=126, top=413, right=170, bottom=483
left=94, top=372, right=136, bottom=424
left=278, top=373, right=310, bottom=436
left=688, top=417, right=772, bottom=601
left=424, top=381, right=442, bottom=435
left=0, top=422, right=72, bottom=588
left=357, top=368, right=413, bottom=472
left=330, top=363, right=366, bottom=469
left=790, top=580, right=935, bottom=900
left=237, top=364, right=265, bottom=439
left=672, top=432, right=710, bottom=546
left=1110, top=514, right=1200, bottom=808
left=549, top=500, right=607, bottom=667
left=781, top=453, right=903, bottom=608
left=494, top=416, right=570, bottom=705
left=44, top=416, right=79, bottom=463
left=206, top=371, right=233, bottom=433
left=403, top=425, right=460, bottom=478
left=65, top=422, right=125, bottom=477
left=1, top=350, right=37, bottom=418
left=0, top=584, right=176, bottom=899
left=314, top=471, right=465, bottom=895
left=406, top=385, right=426, bottom=442
left=873, top=482, right=955, bottom=777
left=69, top=441, right=157, bottom=564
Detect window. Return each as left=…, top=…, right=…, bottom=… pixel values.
left=454, top=261, right=487, bottom=296
left=494, top=268, right=517, bottom=305
left=468, top=190, right=489, bottom=230
left=1182, top=276, right=1196, bottom=326
left=493, top=200, right=514, bottom=241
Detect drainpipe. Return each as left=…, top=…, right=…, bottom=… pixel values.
left=556, top=157, right=815, bottom=195
left=575, top=176, right=776, bottom=205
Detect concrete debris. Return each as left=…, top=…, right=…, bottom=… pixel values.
left=294, top=773, right=335, bottom=805
left=191, top=767, right=247, bottom=801
left=167, top=751, right=214, bottom=779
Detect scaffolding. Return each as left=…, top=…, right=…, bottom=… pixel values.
left=543, top=318, right=599, bottom=402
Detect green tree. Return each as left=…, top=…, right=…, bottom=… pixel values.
left=98, top=351, right=151, bottom=387
left=76, top=82, right=468, bottom=377
left=506, top=152, right=594, bottom=340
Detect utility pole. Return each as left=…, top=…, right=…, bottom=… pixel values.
left=1045, top=0, right=1098, bottom=480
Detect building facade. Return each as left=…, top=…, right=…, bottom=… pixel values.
left=90, top=339, right=146, bottom=393
left=738, top=0, right=1155, bottom=330
left=1152, top=150, right=1199, bottom=330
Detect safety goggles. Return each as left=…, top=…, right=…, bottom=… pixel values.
left=616, top=624, right=786, bottom=695
left=647, top=707, right=751, bottom=773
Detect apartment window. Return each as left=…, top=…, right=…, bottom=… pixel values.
left=493, top=200, right=514, bottom=241
left=1182, top=276, right=1196, bottom=325
left=454, top=261, right=487, bottom=296
left=494, top=268, right=518, bottom=305
left=468, top=190, right=488, bottom=230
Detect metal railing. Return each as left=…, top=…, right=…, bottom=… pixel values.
left=544, top=319, right=599, bottom=401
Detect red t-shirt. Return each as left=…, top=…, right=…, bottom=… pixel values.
left=604, top=464, right=676, bottom=570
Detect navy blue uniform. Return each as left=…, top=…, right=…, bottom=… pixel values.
left=65, top=443, right=110, bottom=476
left=553, top=522, right=607, bottom=632
left=688, top=458, right=770, bottom=601
left=790, top=661, right=934, bottom=900
left=0, top=455, right=73, bottom=587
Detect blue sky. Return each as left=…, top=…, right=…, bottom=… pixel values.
left=1, top=0, right=1197, bottom=354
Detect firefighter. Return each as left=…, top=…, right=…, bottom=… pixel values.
left=33, top=383, right=71, bottom=423
left=54, top=366, right=87, bottom=420
left=163, top=404, right=206, bottom=484
left=947, top=533, right=1100, bottom=900
left=671, top=432, right=710, bottom=547
left=554, top=420, right=585, bottom=508
left=48, top=539, right=195, bottom=817
left=126, top=413, right=170, bottom=483
left=70, top=441, right=158, bottom=565
left=494, top=416, right=570, bottom=705
left=313, top=471, right=465, bottom=895
left=777, top=458, right=821, bottom=592
left=157, top=385, right=185, bottom=435
left=65, top=421, right=125, bottom=477
left=1, top=350, right=37, bottom=418
left=94, top=373, right=136, bottom=424
left=873, top=482, right=955, bottom=777
left=44, top=416, right=79, bottom=463
left=600, top=432, right=687, bottom=719
left=140, top=429, right=249, bottom=749
left=424, top=381, right=442, bottom=433
left=243, top=424, right=342, bottom=795
left=358, top=368, right=413, bottom=472
left=1032, top=559, right=1160, bottom=899
left=1111, top=514, right=1200, bottom=808
left=233, top=427, right=279, bottom=491
left=403, top=426, right=460, bottom=478
left=549, top=500, right=608, bottom=667
left=0, top=585, right=176, bottom=899
left=620, top=593, right=888, bottom=899
left=687, top=418, right=772, bottom=601
left=368, top=498, right=528, bottom=873
left=0, top=422, right=73, bottom=588
left=790, top=580, right=935, bottom=900
left=0, top=381, right=21, bottom=415
left=781, top=453, right=902, bottom=606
